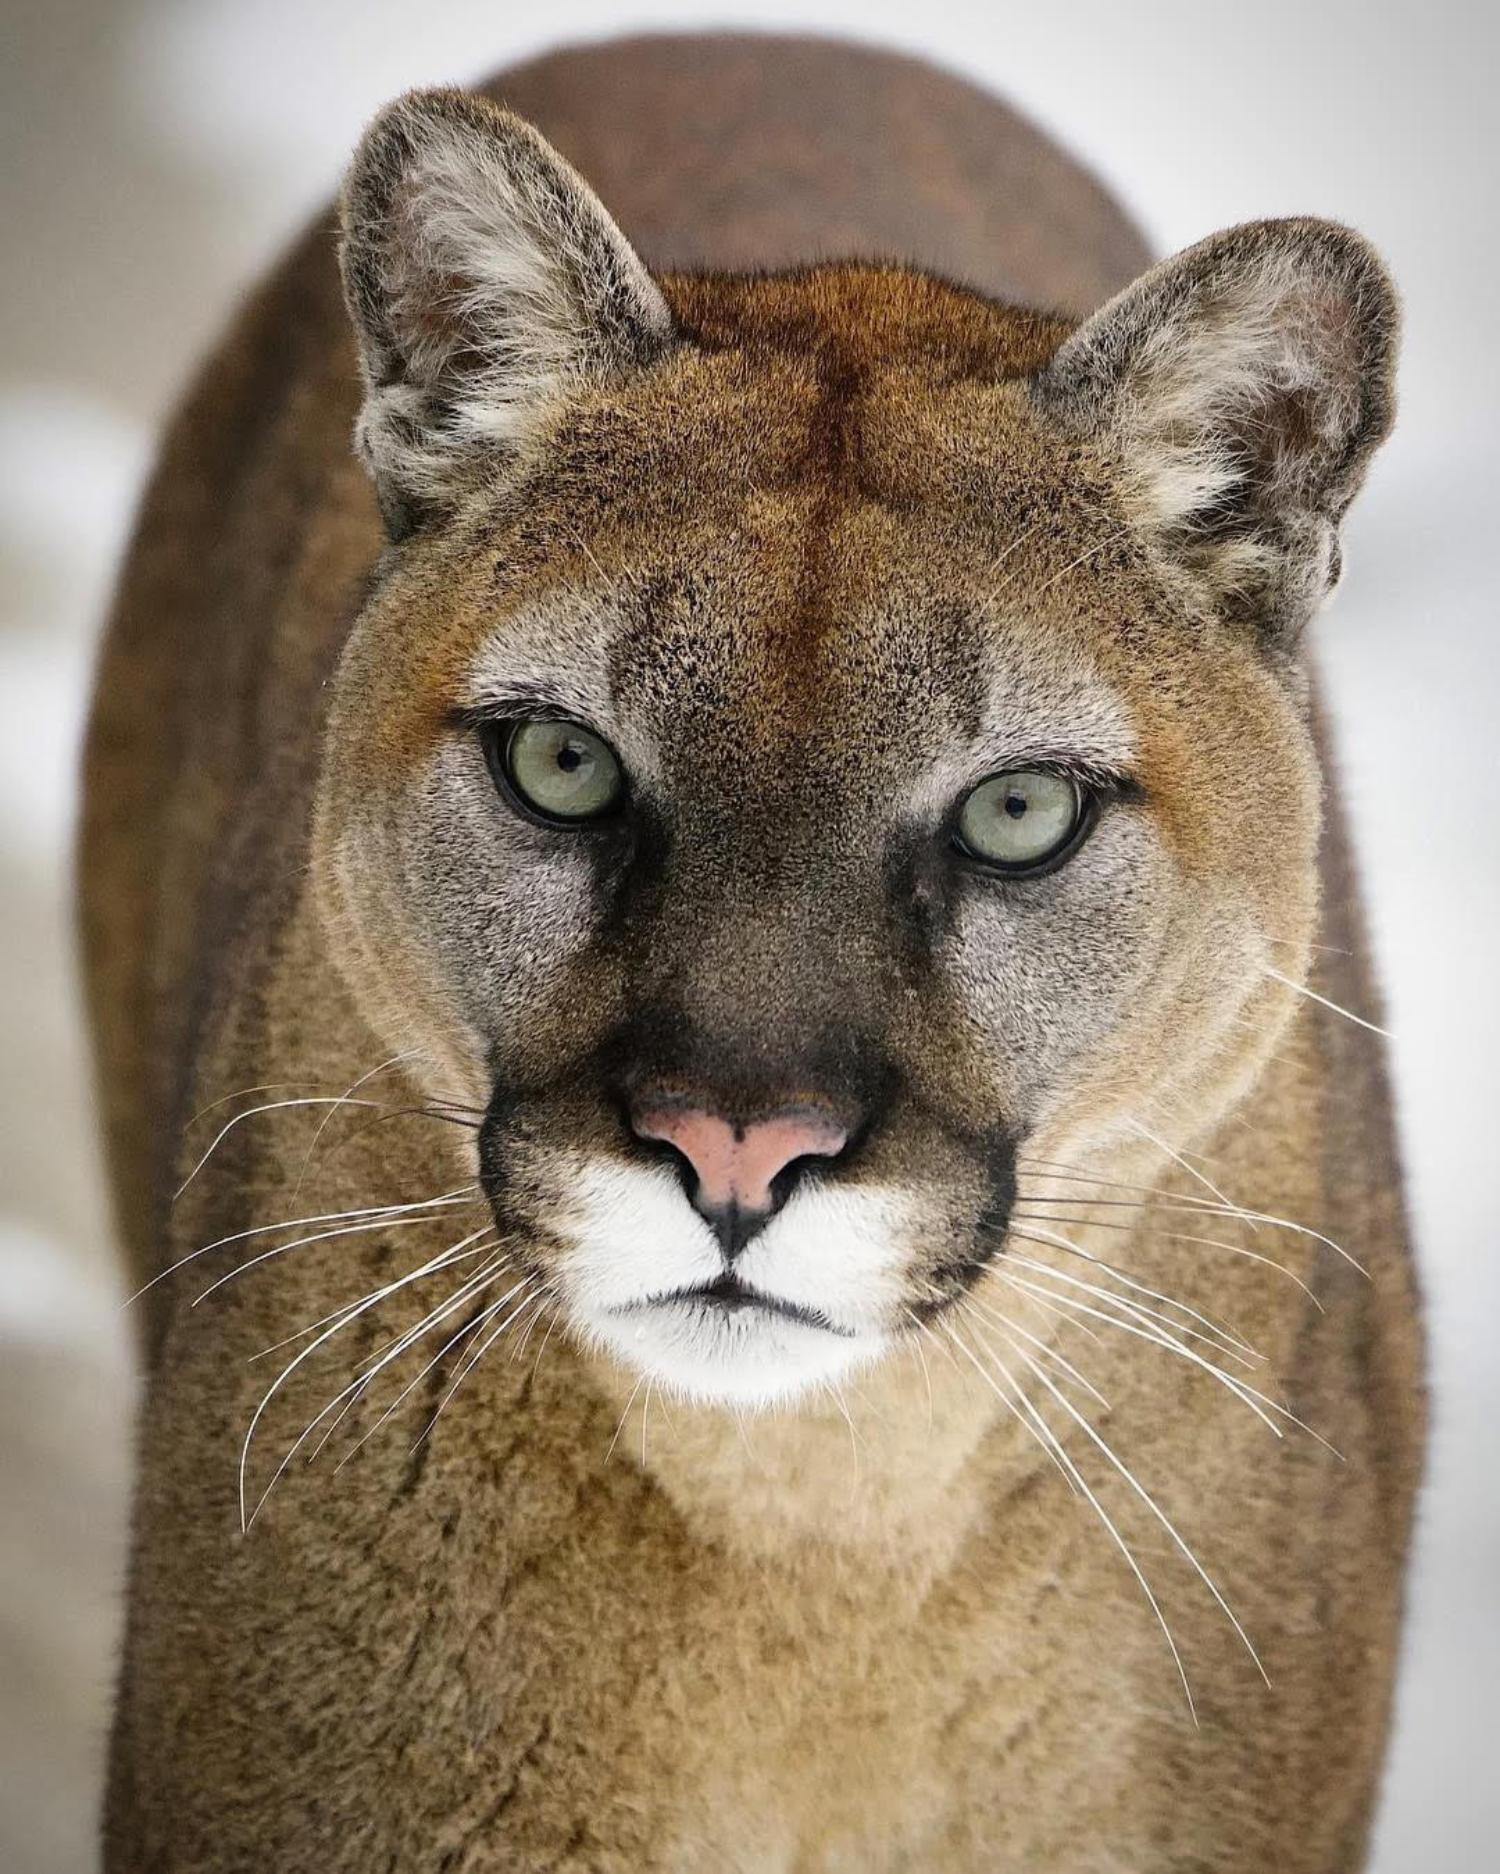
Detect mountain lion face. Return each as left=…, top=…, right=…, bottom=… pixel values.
left=313, top=91, right=1394, bottom=1407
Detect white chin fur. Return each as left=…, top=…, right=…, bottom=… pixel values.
left=583, top=1303, right=886, bottom=1409
left=549, top=1157, right=909, bottom=1407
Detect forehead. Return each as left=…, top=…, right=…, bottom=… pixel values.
left=465, top=496, right=1140, bottom=782
left=454, top=273, right=1153, bottom=762
left=372, top=265, right=1223, bottom=791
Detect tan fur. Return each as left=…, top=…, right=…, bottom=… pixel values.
left=81, top=35, right=1423, bottom=1872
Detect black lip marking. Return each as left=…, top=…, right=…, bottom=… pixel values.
left=908, top=1126, right=1019, bottom=1321
left=622, top=1274, right=855, bottom=1337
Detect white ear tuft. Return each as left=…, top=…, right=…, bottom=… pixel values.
left=339, top=89, right=674, bottom=535
left=1033, top=220, right=1398, bottom=645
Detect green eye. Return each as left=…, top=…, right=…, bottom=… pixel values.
left=953, top=769, right=1088, bottom=873
left=495, top=719, right=625, bottom=823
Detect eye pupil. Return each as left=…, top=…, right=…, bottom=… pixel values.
left=1004, top=793, right=1027, bottom=819
left=556, top=747, right=583, bottom=773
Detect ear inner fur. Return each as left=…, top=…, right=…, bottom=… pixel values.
left=1031, top=218, right=1398, bottom=647
left=339, top=86, right=677, bottom=534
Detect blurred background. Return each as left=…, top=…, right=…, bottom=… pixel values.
left=2, top=2, right=1495, bottom=1868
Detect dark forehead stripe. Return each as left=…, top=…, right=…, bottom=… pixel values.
left=644, top=266, right=1072, bottom=731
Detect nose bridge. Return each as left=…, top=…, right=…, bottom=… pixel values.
left=676, top=833, right=881, bottom=1016
left=617, top=775, right=892, bottom=1115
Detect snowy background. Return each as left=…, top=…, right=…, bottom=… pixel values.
left=2, top=2, right=1496, bottom=1868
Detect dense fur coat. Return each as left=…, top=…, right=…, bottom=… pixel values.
left=82, top=35, right=1423, bottom=1873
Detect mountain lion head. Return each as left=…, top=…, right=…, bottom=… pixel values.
left=313, top=90, right=1396, bottom=1408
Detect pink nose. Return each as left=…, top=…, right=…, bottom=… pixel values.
left=632, top=1104, right=848, bottom=1215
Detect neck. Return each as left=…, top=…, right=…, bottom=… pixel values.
left=579, top=1330, right=1032, bottom=1574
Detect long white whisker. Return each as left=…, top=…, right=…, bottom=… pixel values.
left=299, top=1248, right=516, bottom=1457
left=996, top=1268, right=1330, bottom=1447
left=173, top=1095, right=394, bottom=1202
left=407, top=1279, right=546, bottom=1454
left=1015, top=1189, right=1364, bottom=1274
left=238, top=1226, right=495, bottom=1530
left=940, top=1317, right=1197, bottom=1721
left=960, top=1289, right=1111, bottom=1410
left=191, top=1214, right=457, bottom=1308
left=1007, top=1337, right=1270, bottom=1690
left=933, top=1314, right=1078, bottom=1495
left=1008, top=1209, right=1322, bottom=1305
left=1003, top=1244, right=1259, bottom=1369
left=1006, top=1223, right=1259, bottom=1359
left=1261, top=963, right=1388, bottom=1037
left=290, top=1051, right=421, bottom=1203
left=604, top=1374, right=647, bottom=1464
left=998, top=1267, right=1282, bottom=1433
left=337, top=1273, right=537, bottom=1469
left=252, top=1240, right=502, bottom=1361
left=907, top=1324, right=936, bottom=1431
left=509, top=1289, right=554, bottom=1363
left=1124, top=1120, right=1247, bottom=1216
left=1163, top=1204, right=1366, bottom=1276
left=186, top=1080, right=322, bottom=1127
left=1158, top=1232, right=1323, bottom=1308
left=129, top=1184, right=481, bottom=1305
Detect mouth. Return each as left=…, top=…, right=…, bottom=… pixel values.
left=621, top=1274, right=855, bottom=1338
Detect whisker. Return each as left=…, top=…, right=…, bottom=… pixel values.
left=1007, top=1212, right=1324, bottom=1307
left=1023, top=523, right=1135, bottom=602
left=525, top=1296, right=566, bottom=1383
left=999, top=1221, right=1258, bottom=1360
left=997, top=1264, right=1280, bottom=1430
left=191, top=1213, right=465, bottom=1309
left=126, top=1185, right=482, bottom=1305
left=1012, top=1182, right=1364, bottom=1276
left=407, top=1278, right=547, bottom=1454
left=289, top=1051, right=421, bottom=1203
left=995, top=1266, right=1331, bottom=1448
left=186, top=1080, right=323, bottom=1127
left=174, top=1095, right=394, bottom=1202
left=907, top=1324, right=936, bottom=1432
left=1002, top=1240, right=1259, bottom=1368
left=939, top=1316, right=1197, bottom=1721
left=1264, top=935, right=1350, bottom=956
left=932, top=1313, right=1078, bottom=1495
left=957, top=1289, right=1110, bottom=1410
left=1261, top=963, right=1388, bottom=1037
left=828, top=1381, right=863, bottom=1487
left=301, top=1252, right=514, bottom=1463
left=604, top=1374, right=647, bottom=1464
left=1123, top=1120, right=1247, bottom=1216
left=980, top=516, right=1049, bottom=602
left=238, top=1225, right=496, bottom=1530
left=338, top=1273, right=538, bottom=1469
left=1007, top=1336, right=1269, bottom=1693
left=252, top=1239, right=502, bottom=1361
left=508, top=1288, right=553, bottom=1363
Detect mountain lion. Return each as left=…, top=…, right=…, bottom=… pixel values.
left=82, top=33, right=1424, bottom=1873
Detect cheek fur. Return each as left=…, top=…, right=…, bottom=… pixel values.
left=401, top=746, right=606, bottom=1036
left=940, top=810, right=1167, bottom=1109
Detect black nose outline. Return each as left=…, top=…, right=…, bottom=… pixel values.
left=644, top=1133, right=847, bottom=1264
left=695, top=1194, right=771, bottom=1263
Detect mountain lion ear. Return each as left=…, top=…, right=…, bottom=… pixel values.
left=339, top=89, right=675, bottom=538
left=1032, top=219, right=1398, bottom=648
